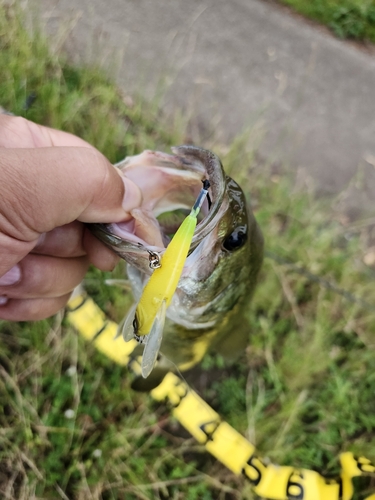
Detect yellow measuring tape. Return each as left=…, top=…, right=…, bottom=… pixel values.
left=67, top=292, right=375, bottom=500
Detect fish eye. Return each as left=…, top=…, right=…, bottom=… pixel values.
left=223, top=228, right=247, bottom=251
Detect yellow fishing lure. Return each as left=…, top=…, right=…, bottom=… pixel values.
left=122, top=182, right=210, bottom=378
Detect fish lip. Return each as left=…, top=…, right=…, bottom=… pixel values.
left=171, top=146, right=226, bottom=251
left=89, top=146, right=227, bottom=272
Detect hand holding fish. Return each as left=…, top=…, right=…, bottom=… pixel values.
left=0, top=115, right=142, bottom=321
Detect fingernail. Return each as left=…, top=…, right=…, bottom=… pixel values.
left=0, top=296, right=8, bottom=306
left=121, top=176, right=142, bottom=213
left=0, top=265, right=21, bottom=286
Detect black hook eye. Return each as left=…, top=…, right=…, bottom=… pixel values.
left=202, top=179, right=212, bottom=209
left=223, top=228, right=247, bottom=251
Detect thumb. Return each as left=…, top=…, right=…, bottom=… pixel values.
left=0, top=146, right=142, bottom=242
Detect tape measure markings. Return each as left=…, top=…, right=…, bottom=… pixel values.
left=66, top=293, right=375, bottom=500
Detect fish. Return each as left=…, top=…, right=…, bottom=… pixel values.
left=90, top=145, right=264, bottom=391
left=120, top=181, right=211, bottom=380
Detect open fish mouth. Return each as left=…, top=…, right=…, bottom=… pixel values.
left=91, top=145, right=229, bottom=274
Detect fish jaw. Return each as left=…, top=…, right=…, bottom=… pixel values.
left=89, top=146, right=227, bottom=274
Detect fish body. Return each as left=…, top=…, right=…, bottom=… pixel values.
left=90, top=146, right=263, bottom=388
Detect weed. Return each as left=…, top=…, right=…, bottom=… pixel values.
left=0, top=2, right=374, bottom=499
left=278, top=0, right=375, bottom=43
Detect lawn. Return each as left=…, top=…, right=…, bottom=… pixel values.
left=0, top=2, right=375, bottom=499
left=277, top=0, right=375, bottom=43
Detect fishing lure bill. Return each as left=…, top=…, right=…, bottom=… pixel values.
left=121, top=181, right=211, bottom=378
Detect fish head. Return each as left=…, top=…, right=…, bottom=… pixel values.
left=90, top=145, right=263, bottom=329
left=169, top=160, right=263, bottom=331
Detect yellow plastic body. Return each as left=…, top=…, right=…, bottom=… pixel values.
left=136, top=213, right=197, bottom=335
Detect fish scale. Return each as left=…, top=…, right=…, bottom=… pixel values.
left=89, top=145, right=264, bottom=389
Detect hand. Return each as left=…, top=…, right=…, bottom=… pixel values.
left=0, top=115, right=142, bottom=321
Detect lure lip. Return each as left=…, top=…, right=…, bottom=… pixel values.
left=89, top=146, right=228, bottom=275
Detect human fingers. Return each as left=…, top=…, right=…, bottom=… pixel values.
left=0, top=114, right=93, bottom=148
left=0, top=146, right=141, bottom=275
left=33, top=222, right=120, bottom=271
left=0, top=254, right=89, bottom=300
left=0, top=294, right=72, bottom=321
left=0, top=147, right=141, bottom=233
left=33, top=222, right=86, bottom=258
left=82, top=228, right=120, bottom=271
left=0, top=226, right=119, bottom=321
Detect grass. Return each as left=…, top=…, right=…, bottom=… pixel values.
left=276, top=0, right=375, bottom=43
left=1, top=2, right=375, bottom=499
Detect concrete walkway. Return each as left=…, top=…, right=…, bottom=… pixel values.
left=28, top=0, right=375, bottom=212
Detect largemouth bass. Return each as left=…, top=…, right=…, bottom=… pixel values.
left=90, top=145, right=263, bottom=390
